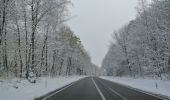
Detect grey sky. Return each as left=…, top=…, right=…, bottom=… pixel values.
left=67, top=0, right=150, bottom=67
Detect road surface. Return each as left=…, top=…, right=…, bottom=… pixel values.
left=39, top=77, right=167, bottom=100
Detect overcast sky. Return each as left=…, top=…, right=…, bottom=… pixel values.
left=67, top=0, right=150, bottom=67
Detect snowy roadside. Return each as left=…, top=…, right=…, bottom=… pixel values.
left=100, top=76, right=170, bottom=98
left=0, top=76, right=85, bottom=100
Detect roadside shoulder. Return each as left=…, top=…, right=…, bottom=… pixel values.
left=34, top=77, right=85, bottom=100
left=100, top=77, right=170, bottom=100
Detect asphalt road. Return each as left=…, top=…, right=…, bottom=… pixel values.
left=41, top=77, right=167, bottom=100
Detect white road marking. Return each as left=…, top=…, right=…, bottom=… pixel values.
left=126, top=86, right=167, bottom=100
left=101, top=78, right=167, bottom=100
left=108, top=87, right=128, bottom=100
left=97, top=78, right=128, bottom=100
left=42, top=81, right=76, bottom=100
left=92, top=78, right=106, bottom=100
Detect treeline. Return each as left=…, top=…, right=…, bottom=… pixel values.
left=0, top=0, right=96, bottom=79
left=102, top=0, right=170, bottom=79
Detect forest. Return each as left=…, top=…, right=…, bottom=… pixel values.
left=0, top=0, right=99, bottom=81
left=1, top=0, right=170, bottom=100
left=102, top=0, right=170, bottom=79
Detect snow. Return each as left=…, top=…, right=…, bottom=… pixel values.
left=100, top=76, right=170, bottom=98
left=0, top=76, right=84, bottom=100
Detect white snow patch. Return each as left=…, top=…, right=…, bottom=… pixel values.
left=0, top=76, right=84, bottom=100
left=100, top=76, right=170, bottom=98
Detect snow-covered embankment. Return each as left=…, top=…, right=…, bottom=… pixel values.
left=100, top=76, right=170, bottom=98
left=0, top=76, right=84, bottom=100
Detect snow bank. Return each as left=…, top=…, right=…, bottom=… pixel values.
left=100, top=76, right=170, bottom=98
left=0, top=76, right=84, bottom=100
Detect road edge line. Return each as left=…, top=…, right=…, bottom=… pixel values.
left=108, top=87, right=128, bottom=100
left=96, top=78, right=128, bottom=100
left=35, top=77, right=85, bottom=100
left=92, top=77, right=106, bottom=100
left=42, top=82, right=74, bottom=100
left=100, top=77, right=169, bottom=100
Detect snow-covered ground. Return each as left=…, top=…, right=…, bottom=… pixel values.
left=0, top=76, right=84, bottom=100
left=101, top=76, right=170, bottom=98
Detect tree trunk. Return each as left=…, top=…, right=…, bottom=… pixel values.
left=45, top=43, right=48, bottom=72
left=41, top=24, right=49, bottom=75
left=16, top=19, right=23, bottom=78
left=23, top=4, right=29, bottom=79
left=0, top=0, right=7, bottom=73
left=58, top=59, right=64, bottom=76
left=51, top=50, right=56, bottom=76
left=3, top=21, right=8, bottom=76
